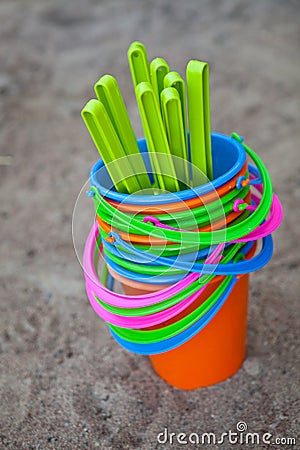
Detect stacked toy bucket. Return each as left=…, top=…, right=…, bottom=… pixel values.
left=83, top=132, right=282, bottom=390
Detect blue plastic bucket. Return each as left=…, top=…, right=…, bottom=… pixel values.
left=90, top=132, right=246, bottom=204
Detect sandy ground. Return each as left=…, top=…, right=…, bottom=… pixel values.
left=0, top=0, right=299, bottom=449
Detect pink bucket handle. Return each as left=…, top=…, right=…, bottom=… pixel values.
left=85, top=240, right=224, bottom=328
left=234, top=174, right=283, bottom=241
left=143, top=181, right=283, bottom=243
left=83, top=222, right=223, bottom=308
left=234, top=192, right=282, bottom=242
left=86, top=276, right=211, bottom=329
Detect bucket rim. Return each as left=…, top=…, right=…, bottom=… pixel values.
left=90, top=132, right=246, bottom=205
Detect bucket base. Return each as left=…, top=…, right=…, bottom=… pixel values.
left=149, top=275, right=249, bottom=390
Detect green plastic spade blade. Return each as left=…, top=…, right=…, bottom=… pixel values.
left=136, top=82, right=180, bottom=192
left=150, top=57, right=170, bottom=110
left=94, top=74, right=151, bottom=190
left=164, top=71, right=188, bottom=153
left=186, top=60, right=213, bottom=183
left=127, top=41, right=150, bottom=88
left=81, top=99, right=142, bottom=194
left=161, top=87, right=189, bottom=186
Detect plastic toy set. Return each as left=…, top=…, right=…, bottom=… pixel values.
left=81, top=43, right=282, bottom=389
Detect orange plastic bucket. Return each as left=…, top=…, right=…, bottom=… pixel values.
left=149, top=274, right=249, bottom=389
left=118, top=274, right=249, bottom=390
left=108, top=242, right=256, bottom=390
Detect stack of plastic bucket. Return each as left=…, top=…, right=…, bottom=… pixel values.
left=83, top=132, right=282, bottom=390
